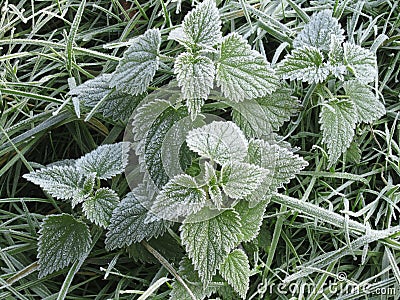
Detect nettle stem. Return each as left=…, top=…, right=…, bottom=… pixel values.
left=141, top=241, right=196, bottom=300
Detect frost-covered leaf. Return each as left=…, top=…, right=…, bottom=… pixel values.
left=110, top=29, right=161, bottom=95
left=234, top=200, right=268, bottom=242
left=346, top=141, right=362, bottom=164
left=277, top=46, right=330, bottom=83
left=293, top=10, right=345, bottom=51
left=82, top=188, right=119, bottom=228
left=320, top=99, right=357, bottom=166
left=220, top=249, right=250, bottom=299
left=38, top=214, right=91, bottom=278
left=69, top=74, right=145, bottom=121
left=246, top=139, right=308, bottom=202
left=134, top=100, right=189, bottom=188
left=175, top=52, right=215, bottom=102
left=182, top=0, right=222, bottom=47
left=343, top=42, right=377, bottom=83
left=344, top=80, right=385, bottom=123
left=76, top=142, right=129, bottom=179
left=186, top=121, right=248, bottom=165
left=23, top=165, right=89, bottom=202
left=170, top=257, right=219, bottom=300
left=216, top=33, right=279, bottom=102
left=220, top=162, right=267, bottom=199
left=151, top=174, right=206, bottom=220
left=229, top=87, right=299, bottom=137
left=328, top=35, right=347, bottom=80
left=105, top=189, right=171, bottom=250
left=72, top=172, right=96, bottom=207
left=181, top=209, right=242, bottom=285
left=186, top=98, right=204, bottom=121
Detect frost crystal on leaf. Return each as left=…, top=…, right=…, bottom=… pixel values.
left=277, top=46, right=330, bottom=83
left=320, top=99, right=357, bottom=166
left=220, top=249, right=250, bottom=299
left=23, top=165, right=89, bottom=203
left=82, top=188, right=119, bottom=228
left=293, top=10, right=345, bottom=51
left=69, top=74, right=145, bottom=121
left=110, top=29, right=161, bottom=95
left=105, top=190, right=170, bottom=250
left=328, top=35, right=347, bottom=80
left=186, top=121, right=248, bottom=164
left=216, top=33, right=279, bottom=102
left=76, top=142, right=130, bottom=179
left=174, top=52, right=215, bottom=115
left=220, top=162, right=267, bottom=199
left=181, top=209, right=243, bottom=285
left=151, top=174, right=207, bottom=220
left=37, top=214, right=91, bottom=278
left=344, top=80, right=385, bottom=123
left=343, top=42, right=377, bottom=83
left=182, top=0, right=222, bottom=48
left=234, top=200, right=268, bottom=242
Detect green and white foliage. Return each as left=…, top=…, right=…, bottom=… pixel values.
left=24, top=143, right=130, bottom=276
left=169, top=0, right=279, bottom=119
left=69, top=74, right=146, bottom=122
left=277, top=9, right=384, bottom=166
left=150, top=121, right=307, bottom=295
left=110, top=29, right=161, bottom=95
left=37, top=214, right=91, bottom=278
left=106, top=187, right=172, bottom=250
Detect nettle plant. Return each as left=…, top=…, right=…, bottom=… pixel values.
left=23, top=2, right=385, bottom=300
left=276, top=9, right=385, bottom=166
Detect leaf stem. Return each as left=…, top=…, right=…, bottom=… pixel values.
left=141, top=241, right=196, bottom=300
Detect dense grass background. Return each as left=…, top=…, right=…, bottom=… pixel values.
left=1, top=0, right=400, bottom=299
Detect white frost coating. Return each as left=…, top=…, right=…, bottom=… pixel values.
left=110, top=29, right=161, bottom=95
left=182, top=0, right=222, bottom=47
left=180, top=209, right=243, bottom=285
left=320, top=99, right=357, bottom=166
left=151, top=174, right=206, bottom=220
left=82, top=188, right=119, bottom=228
left=76, top=142, right=130, bottom=179
left=344, top=80, right=385, bottom=123
left=220, top=249, right=250, bottom=299
left=343, top=42, right=377, bottom=83
left=277, top=45, right=330, bottom=83
left=216, top=33, right=279, bottom=102
left=186, top=121, right=248, bottom=165
left=175, top=52, right=215, bottom=99
left=293, top=10, right=345, bottom=51
left=220, top=162, right=267, bottom=199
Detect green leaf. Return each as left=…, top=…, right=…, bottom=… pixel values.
left=134, top=100, right=189, bottom=188
left=246, top=139, right=308, bottom=203
left=327, top=35, right=346, bottom=80
left=174, top=52, right=215, bottom=117
left=277, top=46, right=330, bottom=83
left=170, top=257, right=219, bottom=300
left=151, top=174, right=207, bottom=220
left=186, top=121, right=248, bottom=165
left=37, top=214, right=91, bottom=278
left=182, top=0, right=222, bottom=47
left=110, top=29, right=161, bottom=95
left=234, top=200, right=268, bottom=242
left=220, top=249, right=250, bottom=299
left=293, top=10, right=344, bottom=51
left=220, top=162, right=267, bottom=199
left=82, top=188, right=119, bottom=228
left=181, top=209, right=243, bottom=285
left=216, top=33, right=278, bottom=102
left=23, top=165, right=89, bottom=203
left=76, top=142, right=130, bottom=179
left=105, top=188, right=171, bottom=250
left=69, top=74, right=146, bottom=121
left=344, top=80, right=385, bottom=123
left=343, top=42, right=377, bottom=83
left=320, top=99, right=357, bottom=166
